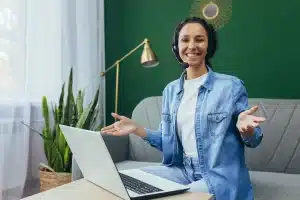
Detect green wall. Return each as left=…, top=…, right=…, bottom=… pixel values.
left=104, top=0, right=300, bottom=125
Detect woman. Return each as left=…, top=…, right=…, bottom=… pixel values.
left=101, top=17, right=265, bottom=200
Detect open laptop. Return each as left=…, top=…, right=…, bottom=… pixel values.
left=59, top=125, right=189, bottom=200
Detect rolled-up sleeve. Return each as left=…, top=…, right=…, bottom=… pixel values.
left=144, top=125, right=163, bottom=151
left=234, top=79, right=263, bottom=148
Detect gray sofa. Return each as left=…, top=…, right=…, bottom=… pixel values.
left=72, top=97, right=300, bottom=199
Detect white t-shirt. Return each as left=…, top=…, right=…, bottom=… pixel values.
left=176, top=73, right=208, bottom=156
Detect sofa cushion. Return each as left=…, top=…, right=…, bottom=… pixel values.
left=246, top=99, right=300, bottom=174
left=250, top=171, right=300, bottom=199
left=130, top=96, right=163, bottom=162
left=116, top=160, right=161, bottom=171
left=131, top=97, right=300, bottom=173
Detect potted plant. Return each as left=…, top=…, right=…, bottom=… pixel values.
left=24, top=68, right=102, bottom=192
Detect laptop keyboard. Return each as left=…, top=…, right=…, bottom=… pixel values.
left=119, top=172, right=163, bottom=194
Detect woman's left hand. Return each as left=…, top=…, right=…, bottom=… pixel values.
left=237, top=105, right=266, bottom=137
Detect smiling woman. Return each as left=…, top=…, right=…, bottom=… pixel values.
left=101, top=16, right=266, bottom=200
left=178, top=23, right=207, bottom=68
left=171, top=17, right=217, bottom=78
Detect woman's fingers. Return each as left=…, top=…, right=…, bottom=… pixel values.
left=103, top=129, right=118, bottom=135
left=245, top=105, right=259, bottom=115
left=252, top=116, right=266, bottom=123
left=102, top=126, right=116, bottom=133
left=240, top=126, right=247, bottom=133
left=101, top=123, right=116, bottom=131
left=110, top=130, right=120, bottom=135
left=253, top=122, right=259, bottom=127
left=111, top=113, right=126, bottom=120
left=248, top=122, right=259, bottom=128
left=109, top=130, right=128, bottom=136
left=103, top=128, right=129, bottom=136
left=101, top=121, right=121, bottom=132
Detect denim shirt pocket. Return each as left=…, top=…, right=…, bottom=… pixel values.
left=207, top=112, right=228, bottom=139
left=162, top=113, right=172, bottom=135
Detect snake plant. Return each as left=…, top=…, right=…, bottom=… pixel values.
left=25, top=68, right=102, bottom=173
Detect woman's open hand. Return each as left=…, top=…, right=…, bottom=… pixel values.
left=237, top=105, right=266, bottom=137
left=101, top=113, right=138, bottom=136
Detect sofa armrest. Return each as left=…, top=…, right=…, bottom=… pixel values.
left=71, top=134, right=129, bottom=181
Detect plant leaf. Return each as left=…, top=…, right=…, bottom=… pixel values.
left=63, top=68, right=74, bottom=125
left=82, top=87, right=100, bottom=129
left=71, top=98, right=78, bottom=127
left=24, top=68, right=103, bottom=173
left=58, top=83, right=65, bottom=124
left=91, top=106, right=100, bottom=130
left=39, top=163, right=56, bottom=172
left=52, top=140, right=64, bottom=172
left=63, top=145, right=72, bottom=172
left=55, top=125, right=66, bottom=158
left=42, top=96, right=51, bottom=138
left=76, top=90, right=84, bottom=118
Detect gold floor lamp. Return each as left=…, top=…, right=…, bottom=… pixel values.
left=100, top=38, right=159, bottom=115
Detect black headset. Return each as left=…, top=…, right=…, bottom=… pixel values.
left=171, top=17, right=217, bottom=68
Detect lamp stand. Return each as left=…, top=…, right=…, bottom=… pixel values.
left=100, top=38, right=158, bottom=118
left=115, top=61, right=120, bottom=115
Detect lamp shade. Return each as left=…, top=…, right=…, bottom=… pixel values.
left=141, top=39, right=159, bottom=67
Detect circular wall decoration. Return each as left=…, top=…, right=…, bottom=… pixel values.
left=189, top=0, right=232, bottom=30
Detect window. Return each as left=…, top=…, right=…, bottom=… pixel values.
left=0, top=2, right=26, bottom=101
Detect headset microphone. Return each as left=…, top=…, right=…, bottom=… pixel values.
left=181, top=62, right=189, bottom=69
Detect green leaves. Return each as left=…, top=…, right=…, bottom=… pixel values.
left=76, top=90, right=84, bottom=120
left=35, top=68, right=102, bottom=173
left=76, top=87, right=100, bottom=130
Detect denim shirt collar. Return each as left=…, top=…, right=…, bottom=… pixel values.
left=176, top=66, right=215, bottom=95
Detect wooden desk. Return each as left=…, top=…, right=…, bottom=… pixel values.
left=21, top=179, right=213, bottom=200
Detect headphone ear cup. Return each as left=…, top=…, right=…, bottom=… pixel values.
left=172, top=45, right=183, bottom=63
left=172, top=38, right=183, bottom=63
left=171, top=21, right=187, bottom=64
left=171, top=44, right=176, bottom=54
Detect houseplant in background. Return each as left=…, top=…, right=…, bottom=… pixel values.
left=23, top=68, right=102, bottom=191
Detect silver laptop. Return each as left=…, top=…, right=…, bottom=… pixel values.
left=59, top=125, right=189, bottom=200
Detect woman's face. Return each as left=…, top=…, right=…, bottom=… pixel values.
left=178, top=23, right=208, bottom=67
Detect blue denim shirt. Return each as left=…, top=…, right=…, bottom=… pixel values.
left=144, top=67, right=263, bottom=200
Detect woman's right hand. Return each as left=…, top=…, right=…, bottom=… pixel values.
left=101, top=113, right=139, bottom=136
